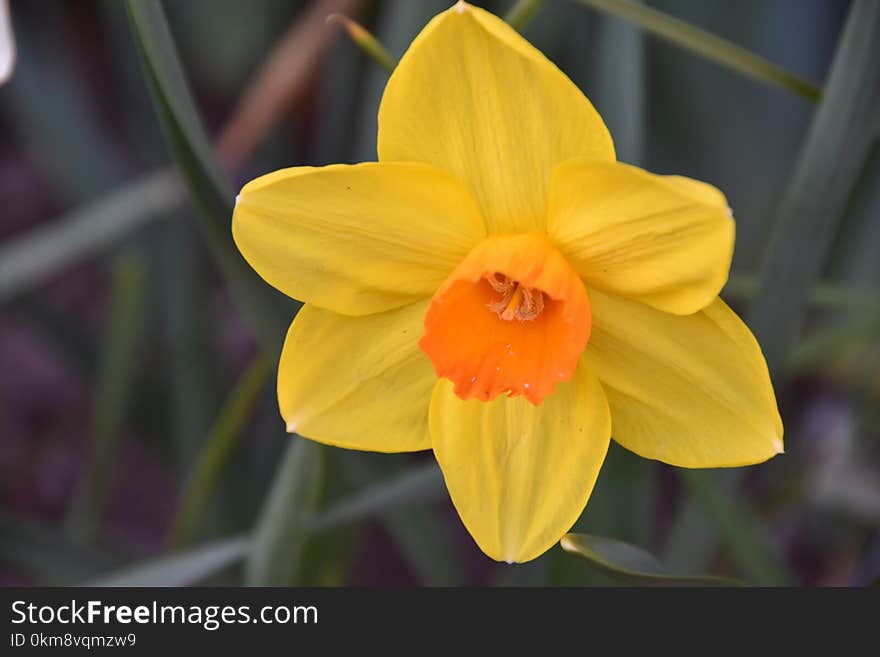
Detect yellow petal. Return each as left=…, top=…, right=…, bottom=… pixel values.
left=279, top=301, right=434, bottom=452
left=377, top=2, right=614, bottom=234
left=548, top=160, right=735, bottom=315
left=661, top=174, right=729, bottom=207
left=233, top=162, right=486, bottom=316
left=583, top=288, right=783, bottom=468
left=429, top=367, right=611, bottom=563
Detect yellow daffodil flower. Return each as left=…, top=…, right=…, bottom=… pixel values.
left=233, top=2, right=783, bottom=563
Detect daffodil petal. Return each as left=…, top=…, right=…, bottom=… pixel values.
left=233, top=162, right=486, bottom=316
left=548, top=160, right=734, bottom=315
left=429, top=367, right=611, bottom=563
left=279, top=301, right=434, bottom=452
left=583, top=288, right=783, bottom=468
left=378, top=2, right=614, bottom=233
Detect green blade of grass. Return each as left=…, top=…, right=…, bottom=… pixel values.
left=65, top=254, right=147, bottom=545
left=86, top=535, right=250, bottom=587
left=661, top=498, right=717, bottom=576
left=125, top=0, right=290, bottom=353
left=828, top=145, right=880, bottom=286
left=0, top=169, right=181, bottom=305
left=245, top=439, right=325, bottom=586
left=153, top=221, right=219, bottom=476
left=125, top=1, right=227, bottom=197
left=588, top=0, right=646, bottom=166
left=167, top=355, right=271, bottom=549
left=383, top=509, right=462, bottom=586
left=335, top=457, right=458, bottom=585
left=678, top=470, right=792, bottom=586
left=663, top=471, right=794, bottom=586
left=327, top=14, right=397, bottom=74
left=310, top=462, right=444, bottom=534
left=85, top=461, right=444, bottom=585
left=571, top=0, right=820, bottom=102
left=789, top=311, right=880, bottom=374
left=505, top=0, right=545, bottom=32
left=551, top=445, right=656, bottom=586
left=352, top=0, right=441, bottom=161
left=561, top=533, right=743, bottom=586
left=664, top=0, right=880, bottom=587
left=747, top=0, right=880, bottom=375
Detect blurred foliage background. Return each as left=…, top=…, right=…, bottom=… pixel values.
left=0, top=0, right=878, bottom=587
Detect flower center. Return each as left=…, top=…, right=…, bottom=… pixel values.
left=486, top=275, right=544, bottom=321
left=419, top=233, right=590, bottom=405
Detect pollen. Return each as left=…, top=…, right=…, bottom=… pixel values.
left=419, top=233, right=591, bottom=405
left=486, top=274, right=545, bottom=321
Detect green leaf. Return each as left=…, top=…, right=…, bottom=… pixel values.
left=560, top=533, right=743, bottom=586
left=664, top=0, right=880, bottom=589
left=245, top=439, right=325, bottom=586
left=505, top=0, right=545, bottom=32
left=382, top=509, right=462, bottom=586
left=588, top=0, right=646, bottom=166
left=80, top=462, right=442, bottom=586
left=125, top=0, right=290, bottom=353
left=677, top=470, right=792, bottom=586
left=788, top=310, right=880, bottom=374
left=661, top=495, right=717, bottom=577
left=327, top=14, right=397, bottom=74
left=87, top=536, right=250, bottom=587
left=351, top=0, right=441, bottom=162
left=310, top=462, right=444, bottom=534
left=334, top=458, right=458, bottom=585
left=551, top=445, right=655, bottom=586
left=0, top=169, right=181, bottom=304
left=724, top=274, right=880, bottom=315
left=154, top=221, right=219, bottom=475
left=661, top=471, right=796, bottom=587
left=828, top=146, right=880, bottom=287
left=125, top=1, right=228, bottom=198
left=167, top=355, right=271, bottom=548
left=66, top=254, right=147, bottom=545
left=747, top=0, right=880, bottom=375
left=572, top=0, right=820, bottom=102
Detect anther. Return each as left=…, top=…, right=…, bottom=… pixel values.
left=486, top=274, right=544, bottom=321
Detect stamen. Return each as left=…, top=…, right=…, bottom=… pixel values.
left=486, top=274, right=544, bottom=321
left=486, top=273, right=510, bottom=294
left=419, top=233, right=591, bottom=405
left=500, top=285, right=524, bottom=320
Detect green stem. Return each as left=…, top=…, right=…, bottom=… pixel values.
left=572, top=0, right=820, bottom=102
left=91, top=463, right=445, bottom=586
left=66, top=254, right=147, bottom=545
left=125, top=0, right=290, bottom=354
left=246, top=439, right=325, bottom=586
left=167, top=355, right=270, bottom=549
left=327, top=14, right=397, bottom=74
left=505, top=0, right=545, bottom=32
left=0, top=169, right=181, bottom=304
